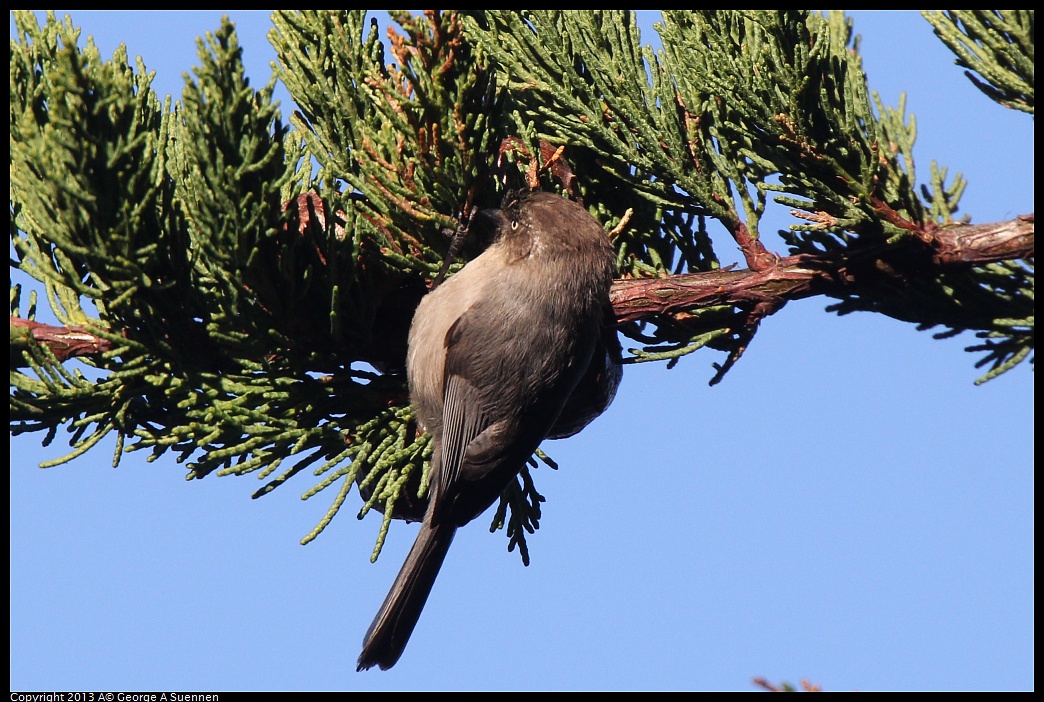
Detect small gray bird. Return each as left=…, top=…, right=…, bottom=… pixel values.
left=357, top=191, right=617, bottom=671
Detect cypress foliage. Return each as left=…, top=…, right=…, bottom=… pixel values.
left=10, top=11, right=1033, bottom=559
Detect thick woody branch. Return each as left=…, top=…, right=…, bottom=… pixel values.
left=10, top=214, right=1033, bottom=364
left=611, top=259, right=817, bottom=323
left=927, top=213, right=1034, bottom=265
left=610, top=214, right=1033, bottom=324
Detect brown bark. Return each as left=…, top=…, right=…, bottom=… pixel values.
left=10, top=318, right=113, bottom=363
left=610, top=214, right=1034, bottom=324
left=10, top=214, right=1033, bottom=363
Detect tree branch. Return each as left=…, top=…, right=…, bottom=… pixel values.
left=10, top=318, right=113, bottom=364
left=12, top=214, right=1033, bottom=363
left=611, top=214, right=1034, bottom=324
left=928, top=213, right=1034, bottom=265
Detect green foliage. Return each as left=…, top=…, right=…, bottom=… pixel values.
left=9, top=11, right=1033, bottom=559
left=463, top=10, right=1031, bottom=379
left=9, top=11, right=433, bottom=556
left=923, top=10, right=1034, bottom=114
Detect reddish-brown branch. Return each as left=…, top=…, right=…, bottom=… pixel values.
left=610, top=256, right=819, bottom=324
left=870, top=194, right=926, bottom=237
left=611, top=214, right=1033, bottom=325
left=10, top=317, right=113, bottom=362
left=730, top=219, right=780, bottom=272
left=11, top=215, right=1032, bottom=366
left=928, top=213, right=1034, bottom=265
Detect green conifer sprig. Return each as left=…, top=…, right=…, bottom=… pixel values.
left=923, top=10, right=1034, bottom=114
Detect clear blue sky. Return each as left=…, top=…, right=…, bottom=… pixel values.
left=9, top=11, right=1033, bottom=692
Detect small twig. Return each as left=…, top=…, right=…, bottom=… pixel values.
left=433, top=205, right=479, bottom=289
left=608, top=208, right=634, bottom=239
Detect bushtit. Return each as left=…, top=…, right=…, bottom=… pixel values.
left=357, top=190, right=617, bottom=671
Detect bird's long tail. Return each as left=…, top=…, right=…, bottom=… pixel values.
left=357, top=521, right=456, bottom=671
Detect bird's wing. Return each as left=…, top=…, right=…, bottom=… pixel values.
left=437, top=370, right=491, bottom=503
left=432, top=305, right=503, bottom=521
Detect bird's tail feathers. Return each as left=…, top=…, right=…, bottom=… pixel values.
left=357, top=521, right=456, bottom=671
